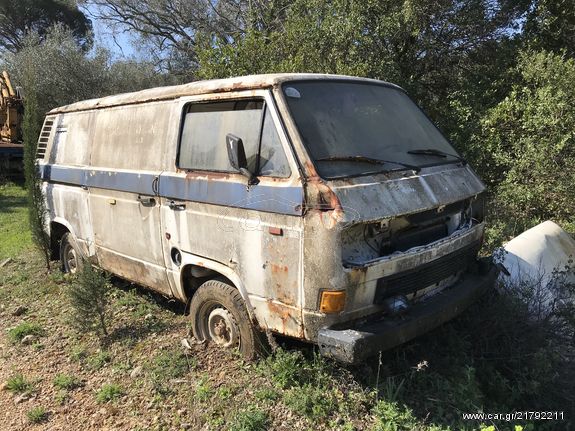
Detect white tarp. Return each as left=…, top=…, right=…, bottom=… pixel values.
left=497, top=221, right=575, bottom=318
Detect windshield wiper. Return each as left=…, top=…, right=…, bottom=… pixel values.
left=407, top=148, right=466, bottom=165
left=315, top=155, right=421, bottom=173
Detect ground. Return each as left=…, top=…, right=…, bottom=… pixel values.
left=0, top=182, right=572, bottom=431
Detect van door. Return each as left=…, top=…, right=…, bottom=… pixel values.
left=159, top=91, right=306, bottom=336
left=88, top=102, right=172, bottom=296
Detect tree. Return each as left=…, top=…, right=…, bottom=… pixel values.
left=523, top=0, right=575, bottom=58
left=0, top=0, right=93, bottom=53
left=1, top=25, right=176, bottom=118
left=477, top=50, right=575, bottom=237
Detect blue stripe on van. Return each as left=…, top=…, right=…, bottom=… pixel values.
left=40, top=164, right=303, bottom=215
left=159, top=174, right=303, bottom=215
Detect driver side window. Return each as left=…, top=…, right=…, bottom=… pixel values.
left=178, top=99, right=291, bottom=178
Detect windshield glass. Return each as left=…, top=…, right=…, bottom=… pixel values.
left=282, top=81, right=460, bottom=179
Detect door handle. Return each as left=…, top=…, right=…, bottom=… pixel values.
left=168, top=200, right=186, bottom=211
left=137, top=195, right=156, bottom=206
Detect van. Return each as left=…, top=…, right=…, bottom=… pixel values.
left=38, top=74, right=497, bottom=363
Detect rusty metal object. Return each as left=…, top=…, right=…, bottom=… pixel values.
left=0, top=70, right=23, bottom=176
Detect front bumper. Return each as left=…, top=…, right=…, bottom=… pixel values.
left=317, top=264, right=498, bottom=364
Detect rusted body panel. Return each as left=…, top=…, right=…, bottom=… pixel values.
left=39, top=74, right=494, bottom=360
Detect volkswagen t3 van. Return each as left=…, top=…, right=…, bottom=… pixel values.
left=38, top=74, right=497, bottom=363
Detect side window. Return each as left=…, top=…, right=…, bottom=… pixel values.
left=178, top=99, right=291, bottom=178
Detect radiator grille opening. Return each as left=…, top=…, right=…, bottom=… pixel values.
left=373, top=241, right=481, bottom=304
left=36, top=118, right=54, bottom=159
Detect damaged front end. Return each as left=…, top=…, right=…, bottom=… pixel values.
left=300, top=170, right=496, bottom=364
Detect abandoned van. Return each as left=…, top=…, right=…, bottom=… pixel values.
left=38, top=74, right=497, bottom=363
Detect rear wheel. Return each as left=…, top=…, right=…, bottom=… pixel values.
left=189, top=279, right=264, bottom=359
left=59, top=232, right=84, bottom=274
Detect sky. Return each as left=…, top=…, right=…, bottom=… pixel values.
left=81, top=4, right=141, bottom=60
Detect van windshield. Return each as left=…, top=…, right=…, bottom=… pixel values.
left=282, top=81, right=461, bottom=179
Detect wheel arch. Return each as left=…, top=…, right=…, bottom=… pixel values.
left=177, top=251, right=256, bottom=321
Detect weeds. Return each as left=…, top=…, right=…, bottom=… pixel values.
left=7, top=322, right=44, bottom=343
left=66, top=264, right=111, bottom=340
left=87, top=350, right=112, bottom=370
left=5, top=373, right=34, bottom=394
left=53, top=374, right=81, bottom=390
left=149, top=349, right=194, bottom=394
left=284, top=383, right=336, bottom=420
left=228, top=407, right=268, bottom=431
left=26, top=406, right=48, bottom=424
left=96, top=383, right=123, bottom=403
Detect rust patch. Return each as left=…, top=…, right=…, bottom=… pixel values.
left=266, top=299, right=301, bottom=336
left=185, top=170, right=232, bottom=181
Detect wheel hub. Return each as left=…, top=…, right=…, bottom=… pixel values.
left=207, top=308, right=239, bottom=348
left=65, top=246, right=78, bottom=274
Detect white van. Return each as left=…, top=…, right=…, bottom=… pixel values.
left=38, top=74, right=496, bottom=363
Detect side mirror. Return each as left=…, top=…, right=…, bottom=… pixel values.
left=226, top=134, right=259, bottom=185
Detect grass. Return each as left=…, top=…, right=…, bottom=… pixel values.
left=53, top=374, right=81, bottom=390
left=86, top=350, right=112, bottom=370
left=5, top=373, right=34, bottom=394
left=95, top=383, right=123, bottom=403
left=228, top=407, right=269, bottom=431
left=7, top=322, right=44, bottom=343
left=149, top=349, right=194, bottom=394
left=0, top=182, right=31, bottom=260
left=26, top=406, right=48, bottom=424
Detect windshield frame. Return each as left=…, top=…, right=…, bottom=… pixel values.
left=277, top=78, right=463, bottom=180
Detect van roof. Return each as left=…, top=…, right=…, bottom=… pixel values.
left=47, top=73, right=400, bottom=114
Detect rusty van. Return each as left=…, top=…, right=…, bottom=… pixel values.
left=38, top=74, right=497, bottom=363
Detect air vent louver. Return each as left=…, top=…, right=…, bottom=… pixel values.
left=36, top=118, right=54, bottom=159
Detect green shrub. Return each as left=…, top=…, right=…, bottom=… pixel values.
left=86, top=350, right=112, bottom=370
left=95, top=383, right=123, bottom=403
left=284, top=383, right=336, bottom=420
left=26, top=406, right=48, bottom=424
left=371, top=400, right=417, bottom=431
left=7, top=322, right=44, bottom=343
left=67, top=264, right=111, bottom=339
left=5, top=373, right=34, bottom=394
left=149, top=349, right=194, bottom=394
left=228, top=407, right=269, bottom=431
left=53, top=374, right=81, bottom=390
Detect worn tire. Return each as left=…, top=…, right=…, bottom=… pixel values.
left=189, top=279, right=264, bottom=360
left=59, top=232, right=84, bottom=274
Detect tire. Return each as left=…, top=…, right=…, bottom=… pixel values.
left=189, top=279, right=264, bottom=360
left=59, top=232, right=84, bottom=274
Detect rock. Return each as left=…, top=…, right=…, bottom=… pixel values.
left=12, top=305, right=27, bottom=316
left=0, top=258, right=11, bottom=268
left=0, top=382, right=7, bottom=391
left=181, top=423, right=192, bottom=430
left=21, top=334, right=36, bottom=345
left=180, top=338, right=192, bottom=350
left=14, top=393, right=29, bottom=404
left=130, top=366, right=143, bottom=378
left=144, top=313, right=153, bottom=320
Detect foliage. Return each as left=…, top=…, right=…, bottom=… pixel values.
left=5, top=373, right=34, bottom=394
left=148, top=349, right=194, bottom=394
left=372, top=400, right=418, bottom=431
left=26, top=406, right=48, bottom=423
left=1, top=26, right=177, bottom=121
left=228, top=406, right=269, bottom=431
left=95, top=383, right=123, bottom=403
left=7, top=322, right=44, bottom=343
left=53, top=374, right=81, bottom=390
left=0, top=183, right=30, bottom=260
left=477, top=50, right=575, bottom=242
left=66, top=264, right=112, bottom=339
left=284, top=383, right=336, bottom=420
left=0, top=0, right=92, bottom=53
left=21, top=60, right=51, bottom=271
left=523, top=0, right=575, bottom=57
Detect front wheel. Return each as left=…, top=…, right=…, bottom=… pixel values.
left=59, top=232, right=84, bottom=274
left=189, top=279, right=264, bottom=360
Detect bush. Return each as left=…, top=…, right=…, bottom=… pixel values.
left=7, top=322, right=44, bottom=343
left=67, top=264, right=111, bottom=340
left=53, top=374, right=81, bottom=390
left=95, top=383, right=123, bottom=403
left=5, top=373, right=34, bottom=394
left=26, top=406, right=48, bottom=424
left=228, top=407, right=269, bottom=431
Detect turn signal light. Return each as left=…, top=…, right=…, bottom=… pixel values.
left=320, top=290, right=346, bottom=314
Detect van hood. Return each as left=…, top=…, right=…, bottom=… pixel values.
left=328, top=164, right=485, bottom=223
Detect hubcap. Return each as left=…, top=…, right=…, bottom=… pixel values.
left=65, top=245, right=78, bottom=274
left=206, top=308, right=239, bottom=348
